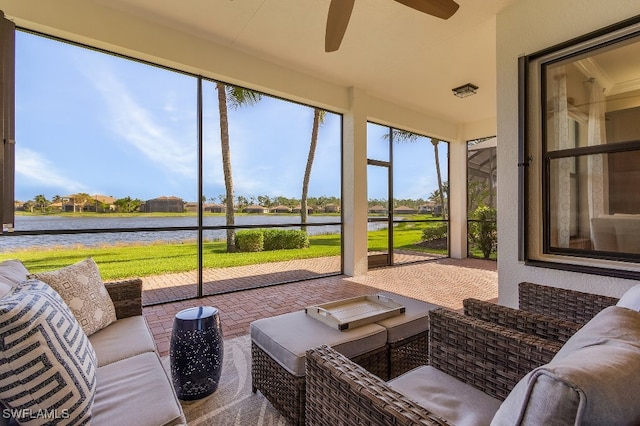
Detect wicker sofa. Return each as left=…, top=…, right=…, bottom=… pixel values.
left=0, top=259, right=186, bottom=426
left=306, top=283, right=640, bottom=425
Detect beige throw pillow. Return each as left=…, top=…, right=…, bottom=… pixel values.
left=30, top=258, right=117, bottom=336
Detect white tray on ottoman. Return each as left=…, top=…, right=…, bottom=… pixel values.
left=305, top=294, right=405, bottom=331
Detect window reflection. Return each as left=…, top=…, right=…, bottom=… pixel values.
left=544, top=36, right=640, bottom=257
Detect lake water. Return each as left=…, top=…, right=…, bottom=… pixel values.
left=0, top=215, right=388, bottom=251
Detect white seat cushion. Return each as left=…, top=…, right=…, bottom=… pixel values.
left=250, top=310, right=386, bottom=376
left=389, top=365, right=502, bottom=426
left=93, top=352, right=185, bottom=426
left=89, top=316, right=157, bottom=367
left=375, top=292, right=438, bottom=342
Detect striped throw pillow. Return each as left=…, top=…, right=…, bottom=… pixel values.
left=0, top=280, right=97, bottom=425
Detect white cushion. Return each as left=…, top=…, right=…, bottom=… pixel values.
left=492, top=306, right=640, bottom=425
left=250, top=310, right=386, bottom=376
left=93, top=352, right=185, bottom=426
left=0, top=280, right=97, bottom=425
left=617, top=284, right=640, bottom=312
left=89, top=316, right=157, bottom=367
left=553, top=306, right=640, bottom=358
left=30, top=258, right=117, bottom=336
left=375, top=292, right=437, bottom=342
left=389, top=365, right=501, bottom=426
left=0, top=259, right=29, bottom=298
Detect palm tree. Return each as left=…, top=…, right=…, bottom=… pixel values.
left=301, top=108, right=326, bottom=230
left=388, top=130, right=447, bottom=218
left=431, top=138, right=447, bottom=218
left=216, top=82, right=262, bottom=252
left=34, top=194, right=49, bottom=213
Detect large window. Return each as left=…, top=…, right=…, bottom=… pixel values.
left=200, top=82, right=342, bottom=295
left=467, top=137, right=497, bottom=260
left=3, top=29, right=343, bottom=304
left=365, top=123, right=449, bottom=267
left=522, top=17, right=640, bottom=277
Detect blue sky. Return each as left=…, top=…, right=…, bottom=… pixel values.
left=15, top=31, right=446, bottom=204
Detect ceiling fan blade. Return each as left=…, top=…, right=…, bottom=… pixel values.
left=325, top=0, right=355, bottom=52
left=394, top=0, right=459, bottom=20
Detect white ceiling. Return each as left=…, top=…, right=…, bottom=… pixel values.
left=90, top=0, right=518, bottom=127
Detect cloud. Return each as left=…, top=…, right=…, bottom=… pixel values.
left=86, top=62, right=196, bottom=178
left=16, top=147, right=86, bottom=192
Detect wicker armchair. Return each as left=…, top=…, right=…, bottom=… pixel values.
left=517, top=281, right=619, bottom=325
left=306, top=308, right=561, bottom=425
left=463, top=298, right=581, bottom=344
left=104, top=277, right=143, bottom=319
left=463, top=282, right=620, bottom=345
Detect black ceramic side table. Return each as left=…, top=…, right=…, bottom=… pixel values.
left=170, top=306, right=224, bottom=400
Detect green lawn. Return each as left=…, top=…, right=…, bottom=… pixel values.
left=369, top=219, right=449, bottom=255
left=2, top=219, right=458, bottom=280
left=1, top=234, right=342, bottom=280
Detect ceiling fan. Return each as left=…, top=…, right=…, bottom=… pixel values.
left=325, top=0, right=460, bottom=52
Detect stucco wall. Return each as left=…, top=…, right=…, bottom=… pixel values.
left=496, top=0, right=640, bottom=307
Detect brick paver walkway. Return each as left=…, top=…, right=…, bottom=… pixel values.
left=143, top=257, right=497, bottom=356
left=142, top=256, right=343, bottom=305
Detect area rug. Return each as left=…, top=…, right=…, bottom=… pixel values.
left=162, top=335, right=289, bottom=425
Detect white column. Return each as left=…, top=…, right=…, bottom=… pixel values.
left=342, top=87, right=369, bottom=276
left=449, top=140, right=468, bottom=259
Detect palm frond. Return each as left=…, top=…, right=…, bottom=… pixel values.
left=383, top=129, right=420, bottom=143
left=226, top=85, right=263, bottom=110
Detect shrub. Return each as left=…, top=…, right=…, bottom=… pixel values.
left=263, top=229, right=309, bottom=250
left=236, top=229, right=309, bottom=252
left=235, top=230, right=264, bottom=252
left=422, top=223, right=448, bottom=241
left=469, top=206, right=497, bottom=259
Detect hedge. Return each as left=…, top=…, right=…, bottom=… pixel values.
left=421, top=223, right=448, bottom=241
left=235, top=230, right=264, bottom=252
left=235, top=229, right=309, bottom=252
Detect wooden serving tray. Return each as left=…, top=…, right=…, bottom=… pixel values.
left=305, top=294, right=405, bottom=331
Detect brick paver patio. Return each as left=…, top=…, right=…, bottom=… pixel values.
left=143, top=257, right=497, bottom=356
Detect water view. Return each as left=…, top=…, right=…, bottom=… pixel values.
left=1, top=215, right=389, bottom=251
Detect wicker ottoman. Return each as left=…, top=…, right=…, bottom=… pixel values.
left=375, top=293, right=440, bottom=379
left=250, top=311, right=388, bottom=425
